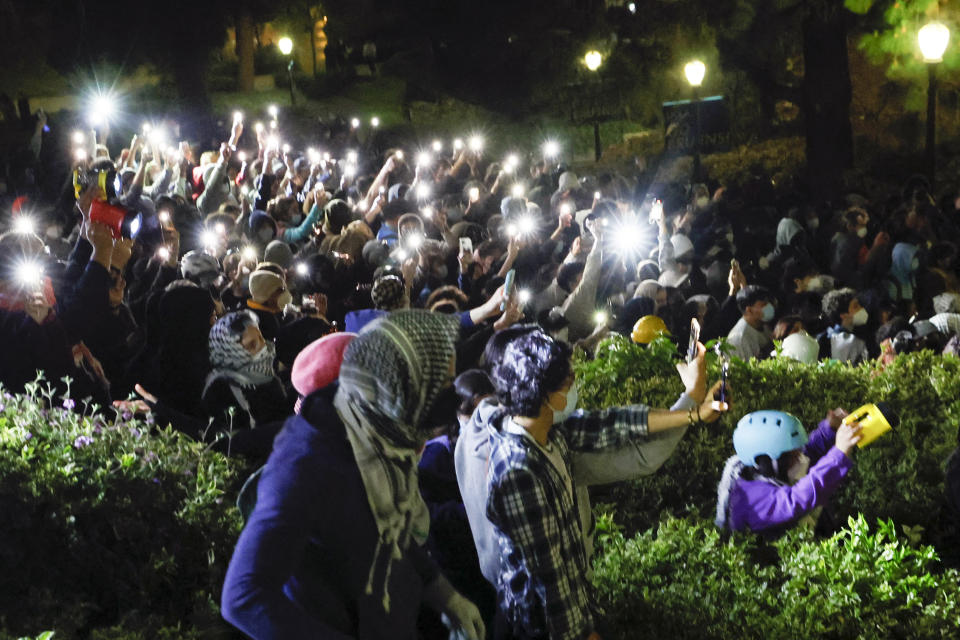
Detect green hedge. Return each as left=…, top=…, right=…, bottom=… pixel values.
left=576, top=336, right=960, bottom=554
left=0, top=379, right=245, bottom=639
left=591, top=514, right=960, bottom=639
left=578, top=336, right=960, bottom=638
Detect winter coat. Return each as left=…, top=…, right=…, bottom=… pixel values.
left=221, top=388, right=440, bottom=639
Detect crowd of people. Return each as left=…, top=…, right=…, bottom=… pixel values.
left=2, top=99, right=960, bottom=639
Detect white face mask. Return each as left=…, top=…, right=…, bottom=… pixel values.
left=276, top=290, right=293, bottom=309
left=805, top=276, right=821, bottom=292
left=852, top=307, right=868, bottom=327
left=289, top=213, right=303, bottom=226
left=696, top=197, right=710, bottom=209
left=787, top=453, right=810, bottom=484
left=548, top=384, right=578, bottom=424
left=856, top=227, right=868, bottom=238
left=553, top=327, right=569, bottom=343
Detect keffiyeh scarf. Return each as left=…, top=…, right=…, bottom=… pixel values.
left=204, top=311, right=277, bottom=397
left=333, top=309, right=459, bottom=611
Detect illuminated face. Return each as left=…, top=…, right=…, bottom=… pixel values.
left=241, top=324, right=266, bottom=355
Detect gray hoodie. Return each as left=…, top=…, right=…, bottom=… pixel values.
left=454, top=393, right=696, bottom=584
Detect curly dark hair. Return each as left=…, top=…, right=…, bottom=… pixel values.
left=821, top=287, right=857, bottom=325
left=490, top=328, right=572, bottom=418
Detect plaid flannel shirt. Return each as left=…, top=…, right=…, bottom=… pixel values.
left=486, top=405, right=651, bottom=640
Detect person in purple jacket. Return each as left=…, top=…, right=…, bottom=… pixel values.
left=715, top=408, right=863, bottom=538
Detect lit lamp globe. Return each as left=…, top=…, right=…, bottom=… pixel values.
left=918, top=22, right=950, bottom=63
left=684, top=60, right=706, bottom=87
left=278, top=37, right=294, bottom=56
left=584, top=50, right=603, bottom=72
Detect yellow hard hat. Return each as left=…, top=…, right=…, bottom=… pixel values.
left=631, top=315, right=670, bottom=344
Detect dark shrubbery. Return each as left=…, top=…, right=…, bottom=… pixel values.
left=0, top=378, right=246, bottom=639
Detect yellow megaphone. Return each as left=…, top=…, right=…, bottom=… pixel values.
left=842, top=402, right=899, bottom=448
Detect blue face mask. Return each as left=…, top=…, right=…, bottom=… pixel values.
left=762, top=303, right=775, bottom=322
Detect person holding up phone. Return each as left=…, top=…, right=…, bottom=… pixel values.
left=478, top=327, right=729, bottom=640
left=556, top=218, right=605, bottom=343
left=0, top=216, right=116, bottom=402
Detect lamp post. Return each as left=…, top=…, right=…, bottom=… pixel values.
left=584, top=50, right=603, bottom=161
left=278, top=36, right=295, bottom=106
left=684, top=60, right=706, bottom=181
left=918, top=22, right=949, bottom=185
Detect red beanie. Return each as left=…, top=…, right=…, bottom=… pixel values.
left=291, top=332, right=357, bottom=410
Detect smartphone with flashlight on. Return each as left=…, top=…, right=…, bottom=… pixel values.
left=158, top=208, right=175, bottom=230
left=16, top=262, right=45, bottom=293
left=502, top=268, right=516, bottom=311
left=649, top=199, right=663, bottom=224
left=715, top=344, right=730, bottom=405
left=686, top=317, right=700, bottom=363
left=459, top=237, right=473, bottom=254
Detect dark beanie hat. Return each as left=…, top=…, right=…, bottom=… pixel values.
left=249, top=209, right=278, bottom=233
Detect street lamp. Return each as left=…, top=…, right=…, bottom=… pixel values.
left=684, top=60, right=706, bottom=180
left=585, top=51, right=604, bottom=161
left=683, top=60, right=706, bottom=87
left=278, top=37, right=295, bottom=106
left=919, top=22, right=949, bottom=184
left=584, top=50, right=603, bottom=72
